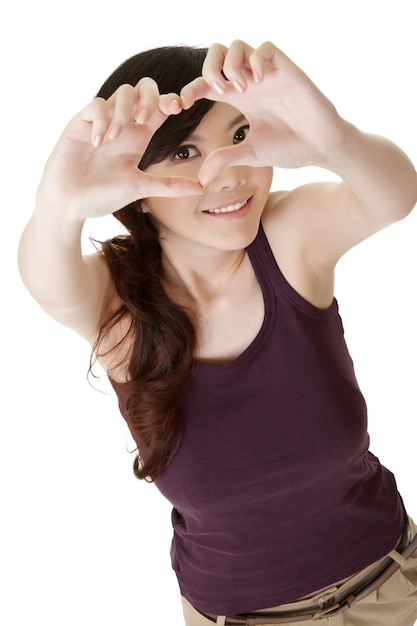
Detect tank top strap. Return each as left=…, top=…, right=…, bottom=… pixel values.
left=248, top=223, right=339, bottom=321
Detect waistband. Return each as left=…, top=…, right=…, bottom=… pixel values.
left=197, top=518, right=417, bottom=624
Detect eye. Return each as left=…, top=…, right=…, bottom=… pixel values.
left=233, top=125, right=249, bottom=144
left=173, top=145, right=199, bottom=160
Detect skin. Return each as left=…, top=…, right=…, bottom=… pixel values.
left=18, top=39, right=417, bottom=375
left=141, top=102, right=273, bottom=363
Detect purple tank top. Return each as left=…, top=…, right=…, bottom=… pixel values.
left=111, top=224, right=404, bottom=615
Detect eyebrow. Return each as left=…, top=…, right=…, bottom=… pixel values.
left=227, top=113, right=248, bottom=130
left=186, top=113, right=249, bottom=143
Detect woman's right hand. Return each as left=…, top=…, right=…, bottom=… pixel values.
left=36, top=78, right=203, bottom=221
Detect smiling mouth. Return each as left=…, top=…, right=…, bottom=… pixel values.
left=203, top=199, right=249, bottom=215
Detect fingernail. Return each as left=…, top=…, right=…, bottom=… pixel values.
left=212, top=81, right=226, bottom=95
left=108, top=125, right=121, bottom=139
left=253, top=70, right=261, bottom=84
left=92, top=134, right=103, bottom=148
left=170, top=98, right=181, bottom=112
left=136, top=108, right=150, bottom=125
left=232, top=79, right=246, bottom=93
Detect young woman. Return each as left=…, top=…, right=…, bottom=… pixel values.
left=18, top=40, right=417, bottom=625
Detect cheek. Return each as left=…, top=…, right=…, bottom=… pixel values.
left=250, top=167, right=274, bottom=200
left=143, top=197, right=196, bottom=225
left=262, top=167, right=274, bottom=188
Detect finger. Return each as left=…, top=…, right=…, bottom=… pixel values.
left=249, top=41, right=285, bottom=82
left=197, top=144, right=257, bottom=186
left=133, top=77, right=160, bottom=125
left=107, top=78, right=166, bottom=137
left=158, top=92, right=183, bottom=116
left=180, top=76, right=218, bottom=109
left=201, top=40, right=255, bottom=94
left=80, top=97, right=111, bottom=147
left=140, top=173, right=204, bottom=198
left=106, top=83, right=138, bottom=139
left=221, top=39, right=255, bottom=92
left=200, top=43, right=230, bottom=95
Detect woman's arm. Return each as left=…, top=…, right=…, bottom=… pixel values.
left=181, top=40, right=417, bottom=267
left=18, top=81, right=201, bottom=340
left=18, top=208, right=109, bottom=341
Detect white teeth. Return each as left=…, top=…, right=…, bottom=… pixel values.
left=206, top=200, right=247, bottom=214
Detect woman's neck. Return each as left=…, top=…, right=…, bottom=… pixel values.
left=160, top=240, right=246, bottom=306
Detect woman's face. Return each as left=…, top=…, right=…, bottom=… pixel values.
left=142, top=102, right=273, bottom=254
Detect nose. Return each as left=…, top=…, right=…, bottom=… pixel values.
left=204, top=165, right=246, bottom=193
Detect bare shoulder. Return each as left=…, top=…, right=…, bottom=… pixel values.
left=261, top=186, right=321, bottom=253
left=261, top=188, right=336, bottom=309
left=263, top=173, right=411, bottom=274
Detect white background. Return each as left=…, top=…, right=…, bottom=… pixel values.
left=2, top=1, right=416, bottom=624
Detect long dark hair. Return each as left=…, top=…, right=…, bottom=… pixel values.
left=93, top=46, right=214, bottom=481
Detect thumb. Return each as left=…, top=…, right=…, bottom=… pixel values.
left=140, top=172, right=204, bottom=198
left=198, top=144, right=257, bottom=186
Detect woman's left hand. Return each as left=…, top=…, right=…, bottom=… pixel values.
left=180, top=40, right=348, bottom=184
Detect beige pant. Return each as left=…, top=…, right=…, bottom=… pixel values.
left=182, top=517, right=417, bottom=626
